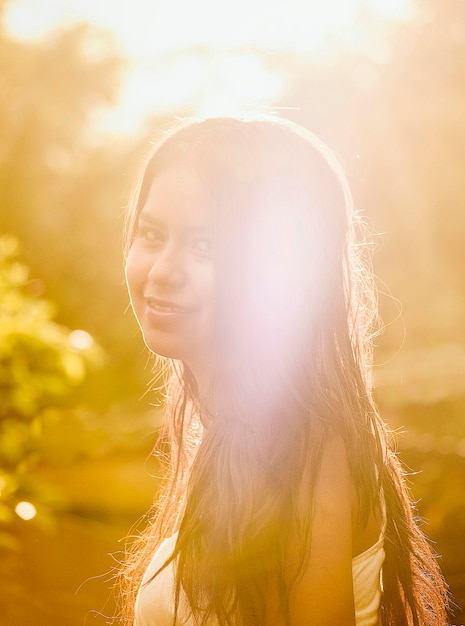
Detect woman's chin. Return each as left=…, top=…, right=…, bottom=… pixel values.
left=141, top=335, right=186, bottom=362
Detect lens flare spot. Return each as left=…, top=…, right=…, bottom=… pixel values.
left=15, top=501, right=37, bottom=521
left=68, top=329, right=94, bottom=350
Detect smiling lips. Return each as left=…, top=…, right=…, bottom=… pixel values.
left=145, top=297, right=191, bottom=316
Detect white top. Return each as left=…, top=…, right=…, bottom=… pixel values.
left=135, top=531, right=385, bottom=626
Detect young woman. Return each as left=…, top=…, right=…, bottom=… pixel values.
left=120, top=116, right=448, bottom=625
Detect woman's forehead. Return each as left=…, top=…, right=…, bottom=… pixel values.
left=140, top=167, right=214, bottom=229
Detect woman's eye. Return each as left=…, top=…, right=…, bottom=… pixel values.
left=145, top=231, right=160, bottom=242
left=137, top=227, right=163, bottom=245
left=193, top=238, right=213, bottom=255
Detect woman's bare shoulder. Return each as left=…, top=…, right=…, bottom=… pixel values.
left=314, top=434, right=357, bottom=508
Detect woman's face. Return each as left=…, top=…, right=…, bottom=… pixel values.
left=125, top=167, right=215, bottom=375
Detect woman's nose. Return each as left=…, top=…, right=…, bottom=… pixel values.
left=147, top=244, right=186, bottom=288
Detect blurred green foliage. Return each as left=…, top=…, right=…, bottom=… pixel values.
left=0, top=16, right=152, bottom=413
left=0, top=235, right=103, bottom=546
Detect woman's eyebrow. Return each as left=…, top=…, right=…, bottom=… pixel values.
left=138, top=211, right=211, bottom=234
left=185, top=225, right=211, bottom=235
left=138, top=211, right=161, bottom=225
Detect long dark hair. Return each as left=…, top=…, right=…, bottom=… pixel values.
left=119, top=116, right=448, bottom=625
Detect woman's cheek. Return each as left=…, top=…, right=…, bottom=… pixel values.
left=125, top=248, right=145, bottom=307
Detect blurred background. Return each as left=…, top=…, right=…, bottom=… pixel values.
left=0, top=0, right=464, bottom=623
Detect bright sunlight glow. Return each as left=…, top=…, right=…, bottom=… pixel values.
left=5, top=0, right=412, bottom=130
left=4, top=0, right=412, bottom=55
